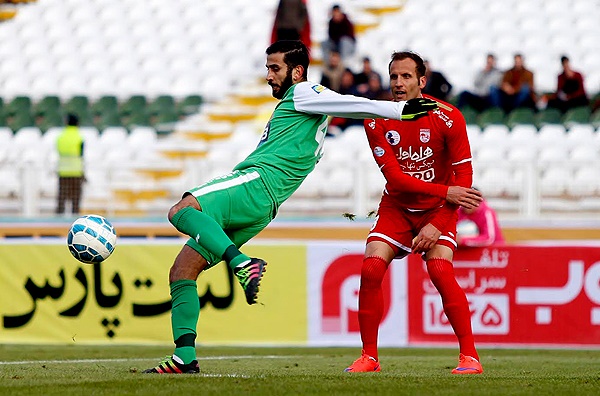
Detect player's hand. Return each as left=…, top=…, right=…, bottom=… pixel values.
left=401, top=98, right=438, bottom=120
left=446, top=186, right=483, bottom=209
left=412, top=223, right=441, bottom=254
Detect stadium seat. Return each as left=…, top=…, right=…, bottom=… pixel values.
left=591, top=110, right=600, bottom=129
left=480, top=124, right=510, bottom=148
left=540, top=167, right=571, bottom=196
left=477, top=107, right=505, bottom=128
left=537, top=124, right=567, bottom=148
left=565, top=124, right=596, bottom=148
left=91, top=96, right=119, bottom=118
left=538, top=145, right=569, bottom=165
left=569, top=145, right=598, bottom=162
left=535, top=108, right=563, bottom=128
left=567, top=167, right=598, bottom=196
left=563, top=106, right=591, bottom=128
left=506, top=108, right=536, bottom=129
left=33, top=96, right=61, bottom=117
left=461, top=106, right=479, bottom=126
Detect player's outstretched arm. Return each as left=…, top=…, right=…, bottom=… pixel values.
left=292, top=83, right=438, bottom=121
left=446, top=186, right=483, bottom=209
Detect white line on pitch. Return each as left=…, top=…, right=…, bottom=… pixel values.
left=0, top=355, right=296, bottom=366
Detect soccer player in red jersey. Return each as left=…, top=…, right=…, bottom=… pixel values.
left=345, top=51, right=484, bottom=374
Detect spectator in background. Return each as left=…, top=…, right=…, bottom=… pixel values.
left=457, top=54, right=503, bottom=112
left=354, top=56, right=382, bottom=94
left=338, top=67, right=359, bottom=95
left=457, top=196, right=504, bottom=247
left=56, top=113, right=84, bottom=215
left=320, top=50, right=346, bottom=92
left=361, top=74, right=392, bottom=101
left=422, top=60, right=453, bottom=101
left=492, top=53, right=536, bottom=113
left=544, top=55, right=589, bottom=113
left=271, top=0, right=311, bottom=49
left=321, top=4, right=356, bottom=64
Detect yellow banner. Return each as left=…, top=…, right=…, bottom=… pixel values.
left=0, top=242, right=307, bottom=344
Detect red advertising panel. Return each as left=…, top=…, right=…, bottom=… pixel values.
left=407, top=246, right=600, bottom=346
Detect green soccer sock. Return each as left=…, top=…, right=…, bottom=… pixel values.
left=170, top=206, right=250, bottom=269
left=171, top=279, right=199, bottom=364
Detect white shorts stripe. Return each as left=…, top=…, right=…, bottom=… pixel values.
left=192, top=171, right=260, bottom=197
left=439, top=235, right=458, bottom=248
left=368, top=232, right=411, bottom=253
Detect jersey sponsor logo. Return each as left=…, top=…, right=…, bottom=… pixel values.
left=433, top=108, right=454, bottom=128
left=385, top=130, right=401, bottom=145
left=367, top=119, right=376, bottom=129
left=311, top=84, right=326, bottom=93
left=419, top=129, right=430, bottom=143
left=374, top=146, right=385, bottom=157
left=397, top=146, right=433, bottom=162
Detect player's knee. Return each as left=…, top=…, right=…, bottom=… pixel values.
left=361, top=256, right=388, bottom=288
left=168, top=194, right=200, bottom=224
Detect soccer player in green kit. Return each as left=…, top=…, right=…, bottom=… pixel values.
left=144, top=40, right=439, bottom=374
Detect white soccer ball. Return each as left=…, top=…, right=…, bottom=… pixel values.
left=67, top=215, right=117, bottom=264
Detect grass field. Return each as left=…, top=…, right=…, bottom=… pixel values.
left=1, top=345, right=600, bottom=395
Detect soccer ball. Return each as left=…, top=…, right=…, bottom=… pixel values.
left=67, top=215, right=117, bottom=264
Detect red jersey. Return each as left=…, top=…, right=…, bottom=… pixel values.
left=364, top=95, right=474, bottom=211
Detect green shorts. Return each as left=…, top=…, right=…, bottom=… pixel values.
left=184, top=169, right=276, bottom=268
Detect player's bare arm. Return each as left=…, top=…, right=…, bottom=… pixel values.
left=412, top=223, right=442, bottom=254
left=446, top=186, right=483, bottom=209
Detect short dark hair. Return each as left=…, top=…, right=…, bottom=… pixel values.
left=389, top=51, right=426, bottom=79
left=266, top=40, right=310, bottom=79
left=66, top=113, right=79, bottom=126
left=561, top=55, right=569, bottom=63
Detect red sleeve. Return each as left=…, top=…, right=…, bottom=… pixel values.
left=364, top=119, right=449, bottom=198
left=427, top=110, right=474, bottom=231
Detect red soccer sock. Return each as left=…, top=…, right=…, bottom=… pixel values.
left=426, top=258, right=479, bottom=360
left=358, top=256, right=389, bottom=360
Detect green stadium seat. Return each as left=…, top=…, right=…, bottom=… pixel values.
left=460, top=106, right=478, bottom=125
left=535, top=107, right=562, bottom=128
left=33, top=95, right=61, bottom=117
left=591, top=109, right=600, bottom=129
left=176, top=95, right=203, bottom=116
left=91, top=95, right=119, bottom=117
left=562, top=106, right=591, bottom=128
left=8, top=112, right=35, bottom=132
left=64, top=95, right=90, bottom=115
left=147, top=95, right=176, bottom=117
left=120, top=95, right=147, bottom=117
left=126, top=112, right=151, bottom=128
left=6, top=96, right=32, bottom=117
left=96, top=112, right=123, bottom=130
left=37, top=110, right=64, bottom=133
left=477, top=107, right=505, bottom=129
left=506, top=108, right=536, bottom=129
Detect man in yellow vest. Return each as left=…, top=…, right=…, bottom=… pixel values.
left=56, top=113, right=85, bottom=214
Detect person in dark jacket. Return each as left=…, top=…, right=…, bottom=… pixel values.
left=320, top=4, right=355, bottom=64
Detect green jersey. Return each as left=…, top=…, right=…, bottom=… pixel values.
left=234, top=81, right=407, bottom=206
